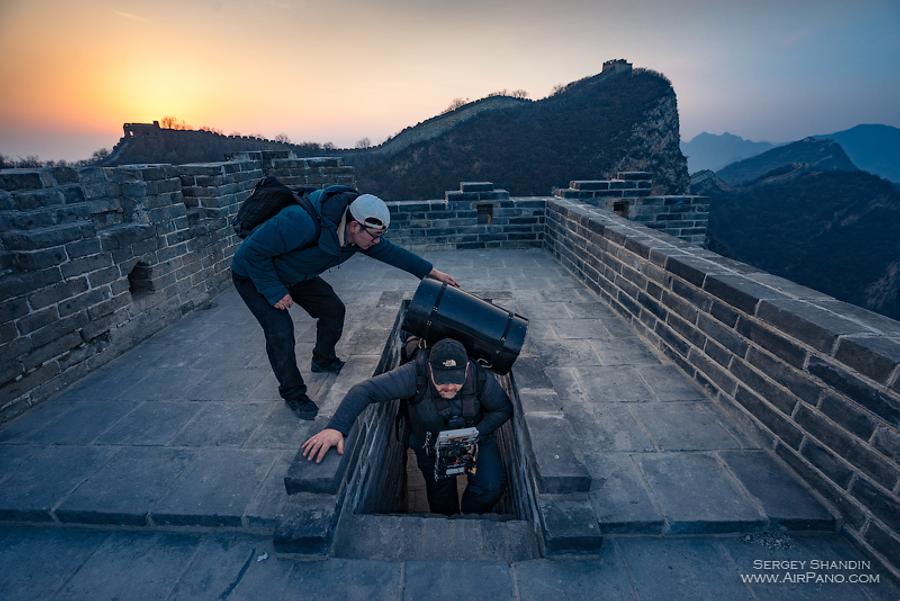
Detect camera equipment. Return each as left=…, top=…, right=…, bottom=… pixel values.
left=433, top=427, right=479, bottom=481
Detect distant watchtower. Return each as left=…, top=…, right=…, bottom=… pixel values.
left=602, top=59, right=633, bottom=75
left=123, top=121, right=161, bottom=138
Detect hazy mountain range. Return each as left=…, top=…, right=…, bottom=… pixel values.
left=682, top=124, right=900, bottom=183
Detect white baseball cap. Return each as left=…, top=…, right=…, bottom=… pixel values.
left=348, top=194, right=390, bottom=231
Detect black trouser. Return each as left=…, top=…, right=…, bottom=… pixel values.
left=415, top=435, right=506, bottom=516
left=232, top=272, right=345, bottom=402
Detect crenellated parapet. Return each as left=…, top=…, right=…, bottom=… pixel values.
left=0, top=156, right=352, bottom=421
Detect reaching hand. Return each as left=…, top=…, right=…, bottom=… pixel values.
left=428, top=268, right=459, bottom=288
left=274, top=293, right=294, bottom=310
left=302, top=428, right=345, bottom=463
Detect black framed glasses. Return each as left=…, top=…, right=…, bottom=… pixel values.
left=355, top=220, right=385, bottom=241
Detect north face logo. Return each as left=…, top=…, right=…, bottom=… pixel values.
left=442, top=359, right=457, bottom=368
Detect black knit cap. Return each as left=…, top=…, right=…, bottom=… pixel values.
left=428, top=338, right=468, bottom=385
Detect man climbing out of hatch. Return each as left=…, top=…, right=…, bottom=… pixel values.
left=302, top=338, right=514, bottom=515
left=231, top=188, right=458, bottom=421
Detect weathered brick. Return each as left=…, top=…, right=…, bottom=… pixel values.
left=756, top=299, right=873, bottom=355
left=704, top=274, right=788, bottom=315
left=774, top=442, right=867, bottom=530
left=30, top=311, right=88, bottom=348
left=88, top=265, right=122, bottom=288
left=736, top=317, right=807, bottom=369
left=60, top=253, right=113, bottom=278
left=22, top=331, right=82, bottom=371
left=688, top=347, right=737, bottom=395
left=0, top=298, right=30, bottom=324
left=697, top=313, right=746, bottom=357
left=734, top=385, right=803, bottom=449
left=795, top=404, right=897, bottom=489
left=27, top=277, right=88, bottom=310
left=13, top=246, right=67, bottom=271
left=807, top=355, right=900, bottom=427
left=0, top=170, right=44, bottom=190
left=799, top=437, right=854, bottom=488
left=834, top=335, right=900, bottom=386
left=745, top=347, right=821, bottom=404
left=0, top=362, right=60, bottom=404
left=730, top=358, right=797, bottom=416
left=872, top=427, right=899, bottom=464
left=864, top=520, right=900, bottom=565
left=16, top=306, right=58, bottom=334
left=850, top=477, right=898, bottom=528
left=818, top=393, right=878, bottom=441
left=57, top=287, right=111, bottom=318
left=65, top=238, right=102, bottom=258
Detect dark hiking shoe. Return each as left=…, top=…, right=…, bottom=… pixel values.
left=285, top=396, right=319, bottom=420
left=311, top=357, right=346, bottom=374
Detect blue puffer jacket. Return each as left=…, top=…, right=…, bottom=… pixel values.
left=231, top=200, right=432, bottom=305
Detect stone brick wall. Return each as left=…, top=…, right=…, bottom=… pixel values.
left=544, top=198, right=900, bottom=577
left=553, top=172, right=710, bottom=245
left=0, top=156, right=354, bottom=423
left=385, top=182, right=546, bottom=250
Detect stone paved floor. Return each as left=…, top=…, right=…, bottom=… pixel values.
left=0, top=248, right=897, bottom=599
left=1, top=524, right=896, bottom=600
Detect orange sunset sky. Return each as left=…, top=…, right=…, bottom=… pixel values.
left=1, top=0, right=899, bottom=161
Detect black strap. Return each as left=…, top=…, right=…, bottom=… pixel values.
left=422, top=282, right=448, bottom=341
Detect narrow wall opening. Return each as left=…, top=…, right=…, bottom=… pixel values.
left=348, top=300, right=534, bottom=521
left=127, top=262, right=153, bottom=298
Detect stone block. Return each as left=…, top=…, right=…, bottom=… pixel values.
left=66, top=237, right=101, bottom=258
left=2, top=222, right=94, bottom=251
left=152, top=448, right=279, bottom=527
left=284, top=557, right=402, bottom=600
left=570, top=180, right=610, bottom=191
left=757, top=299, right=873, bottom=355
left=720, top=449, right=834, bottom=531
left=57, top=446, right=196, bottom=526
left=834, top=335, right=900, bottom=385
left=3, top=297, right=35, bottom=325
left=818, top=392, right=877, bottom=441
left=13, top=246, right=68, bottom=272
left=774, top=442, right=867, bottom=530
left=734, top=385, right=804, bottom=449
left=850, top=476, right=898, bottom=528
left=523, top=414, right=591, bottom=493
left=704, top=274, right=790, bottom=315
left=745, top=347, right=821, bottom=404
left=538, top=498, right=604, bottom=554
left=96, top=401, right=203, bottom=445
left=799, top=436, right=855, bottom=489
left=795, top=404, right=897, bottom=489
left=272, top=494, right=338, bottom=555
left=615, top=538, right=755, bottom=601
left=585, top=453, right=663, bottom=533
left=730, top=358, right=797, bottom=415
left=27, top=276, right=87, bottom=310
left=460, top=181, right=494, bottom=193
left=863, top=520, right=900, bottom=570
left=0, top=170, right=45, bottom=190
left=638, top=453, right=766, bottom=533
left=55, top=531, right=199, bottom=601
left=0, top=445, right=117, bottom=521
left=736, top=317, right=808, bottom=369
left=284, top=417, right=359, bottom=494
left=630, top=401, right=742, bottom=451
left=872, top=426, right=899, bottom=463
left=807, top=355, right=899, bottom=427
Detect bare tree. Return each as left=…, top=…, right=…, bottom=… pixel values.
left=510, top=89, right=529, bottom=99
left=274, top=133, right=291, bottom=143
left=91, top=148, right=110, bottom=162
left=160, top=115, right=192, bottom=130
left=199, top=125, right=224, bottom=135
left=444, top=97, right=469, bottom=113
left=322, top=142, right=335, bottom=151
left=551, top=83, right=566, bottom=96
left=355, top=137, right=371, bottom=149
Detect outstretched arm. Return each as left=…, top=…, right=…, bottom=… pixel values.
left=300, top=363, right=418, bottom=463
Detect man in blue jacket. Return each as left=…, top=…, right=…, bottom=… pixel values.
left=231, top=190, right=457, bottom=419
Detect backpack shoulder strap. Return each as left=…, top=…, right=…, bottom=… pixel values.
left=410, top=350, right=430, bottom=405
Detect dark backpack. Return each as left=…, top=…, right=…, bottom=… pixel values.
left=393, top=335, right=488, bottom=443
left=232, top=176, right=358, bottom=240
